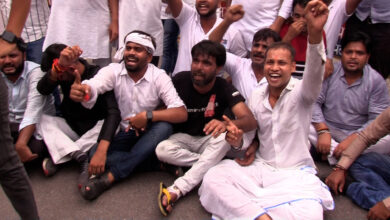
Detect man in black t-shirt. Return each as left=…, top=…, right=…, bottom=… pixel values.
left=156, top=40, right=257, bottom=216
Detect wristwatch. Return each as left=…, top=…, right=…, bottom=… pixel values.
left=146, top=111, right=153, bottom=125
left=1, top=30, right=18, bottom=44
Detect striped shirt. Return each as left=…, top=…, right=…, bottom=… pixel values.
left=0, top=0, right=50, bottom=43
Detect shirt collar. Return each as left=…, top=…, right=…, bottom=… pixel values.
left=120, top=62, right=152, bottom=83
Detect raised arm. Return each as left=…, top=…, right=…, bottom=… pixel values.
left=300, top=0, right=328, bottom=104
left=108, top=0, right=119, bottom=42
left=208, top=5, right=244, bottom=43
left=166, top=0, right=184, bottom=18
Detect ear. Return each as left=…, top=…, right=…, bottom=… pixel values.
left=291, top=61, right=296, bottom=73
left=147, top=53, right=153, bottom=63
left=365, top=53, right=370, bottom=64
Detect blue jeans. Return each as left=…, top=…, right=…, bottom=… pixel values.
left=90, top=122, right=173, bottom=181
left=26, top=37, right=45, bottom=64
left=346, top=152, right=390, bottom=209
left=161, top=19, right=179, bottom=74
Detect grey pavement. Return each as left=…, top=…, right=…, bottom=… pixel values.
left=1, top=160, right=367, bottom=220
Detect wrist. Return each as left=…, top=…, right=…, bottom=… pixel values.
left=317, top=128, right=330, bottom=136
left=231, top=139, right=243, bottom=151
left=332, top=164, right=347, bottom=174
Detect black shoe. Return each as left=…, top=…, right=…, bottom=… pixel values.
left=42, top=157, right=58, bottom=177
left=80, top=172, right=111, bottom=200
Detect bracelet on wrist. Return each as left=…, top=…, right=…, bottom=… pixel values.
left=52, top=58, right=70, bottom=74
left=332, top=164, right=347, bottom=172
left=317, top=129, right=330, bottom=136
left=231, top=139, right=243, bottom=151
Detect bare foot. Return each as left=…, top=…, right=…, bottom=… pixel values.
left=15, top=144, right=38, bottom=162
left=162, top=191, right=178, bottom=213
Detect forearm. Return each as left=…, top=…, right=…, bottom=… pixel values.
left=167, top=0, right=183, bottom=18
left=232, top=115, right=257, bottom=132
left=209, top=19, right=232, bottom=43
left=15, top=124, right=35, bottom=145
left=108, top=0, right=119, bottom=23
left=152, top=106, right=187, bottom=123
left=95, top=139, right=110, bottom=155
left=313, top=122, right=329, bottom=132
left=37, top=73, right=59, bottom=95
left=301, top=42, right=326, bottom=104
left=270, top=16, right=286, bottom=33
left=6, top=0, right=31, bottom=37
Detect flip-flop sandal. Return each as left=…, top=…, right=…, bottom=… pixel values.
left=158, top=182, right=173, bottom=216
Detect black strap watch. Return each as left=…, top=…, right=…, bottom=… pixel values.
left=1, top=30, right=18, bottom=44
left=146, top=111, right=153, bottom=125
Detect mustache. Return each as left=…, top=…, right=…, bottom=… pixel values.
left=125, top=55, right=139, bottom=61
left=2, top=63, right=15, bottom=68
left=252, top=53, right=264, bottom=58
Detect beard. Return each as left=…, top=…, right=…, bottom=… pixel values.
left=191, top=71, right=215, bottom=87
left=196, top=5, right=217, bottom=18
left=1, top=61, right=24, bottom=77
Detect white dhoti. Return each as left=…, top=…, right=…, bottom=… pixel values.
left=155, top=132, right=230, bottom=195
left=38, top=114, right=103, bottom=164
left=309, top=125, right=390, bottom=165
left=199, top=159, right=334, bottom=220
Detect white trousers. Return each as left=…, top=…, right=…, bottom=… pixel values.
left=309, top=125, right=390, bottom=165
left=155, top=132, right=230, bottom=195
left=199, top=159, right=334, bottom=220
left=38, top=114, right=103, bottom=164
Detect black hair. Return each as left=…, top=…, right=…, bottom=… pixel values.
left=265, top=41, right=296, bottom=62
left=293, top=0, right=311, bottom=9
left=16, top=38, right=27, bottom=53
left=124, top=30, right=157, bottom=51
left=252, top=28, right=281, bottom=44
left=40, top=43, right=67, bottom=72
left=341, top=31, right=372, bottom=54
left=191, top=40, right=226, bottom=67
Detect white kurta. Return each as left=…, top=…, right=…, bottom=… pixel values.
left=199, top=42, right=334, bottom=219
left=231, top=0, right=293, bottom=51
left=118, top=0, right=163, bottom=56
left=43, top=0, right=111, bottom=59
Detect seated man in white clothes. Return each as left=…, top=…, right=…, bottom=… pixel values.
left=70, top=30, right=187, bottom=200
left=166, top=0, right=247, bottom=76
left=155, top=40, right=257, bottom=216
left=199, top=1, right=334, bottom=219
left=309, top=31, right=390, bottom=165
left=1, top=39, right=54, bottom=163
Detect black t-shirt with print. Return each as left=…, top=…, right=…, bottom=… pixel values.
left=172, top=71, right=245, bottom=136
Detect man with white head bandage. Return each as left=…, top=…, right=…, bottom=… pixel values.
left=70, top=30, right=187, bottom=201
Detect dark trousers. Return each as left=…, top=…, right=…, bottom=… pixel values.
left=0, top=77, right=39, bottom=220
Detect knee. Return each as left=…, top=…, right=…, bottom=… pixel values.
left=155, top=140, right=173, bottom=162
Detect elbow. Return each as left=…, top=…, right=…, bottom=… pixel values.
left=176, top=106, right=188, bottom=123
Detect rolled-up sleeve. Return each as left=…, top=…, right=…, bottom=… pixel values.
left=20, top=69, right=50, bottom=130
left=156, top=72, right=185, bottom=109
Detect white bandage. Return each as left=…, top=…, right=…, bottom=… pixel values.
left=113, top=32, right=155, bottom=62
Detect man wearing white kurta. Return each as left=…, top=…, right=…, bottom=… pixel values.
left=199, top=1, right=334, bottom=219
left=43, top=0, right=118, bottom=67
